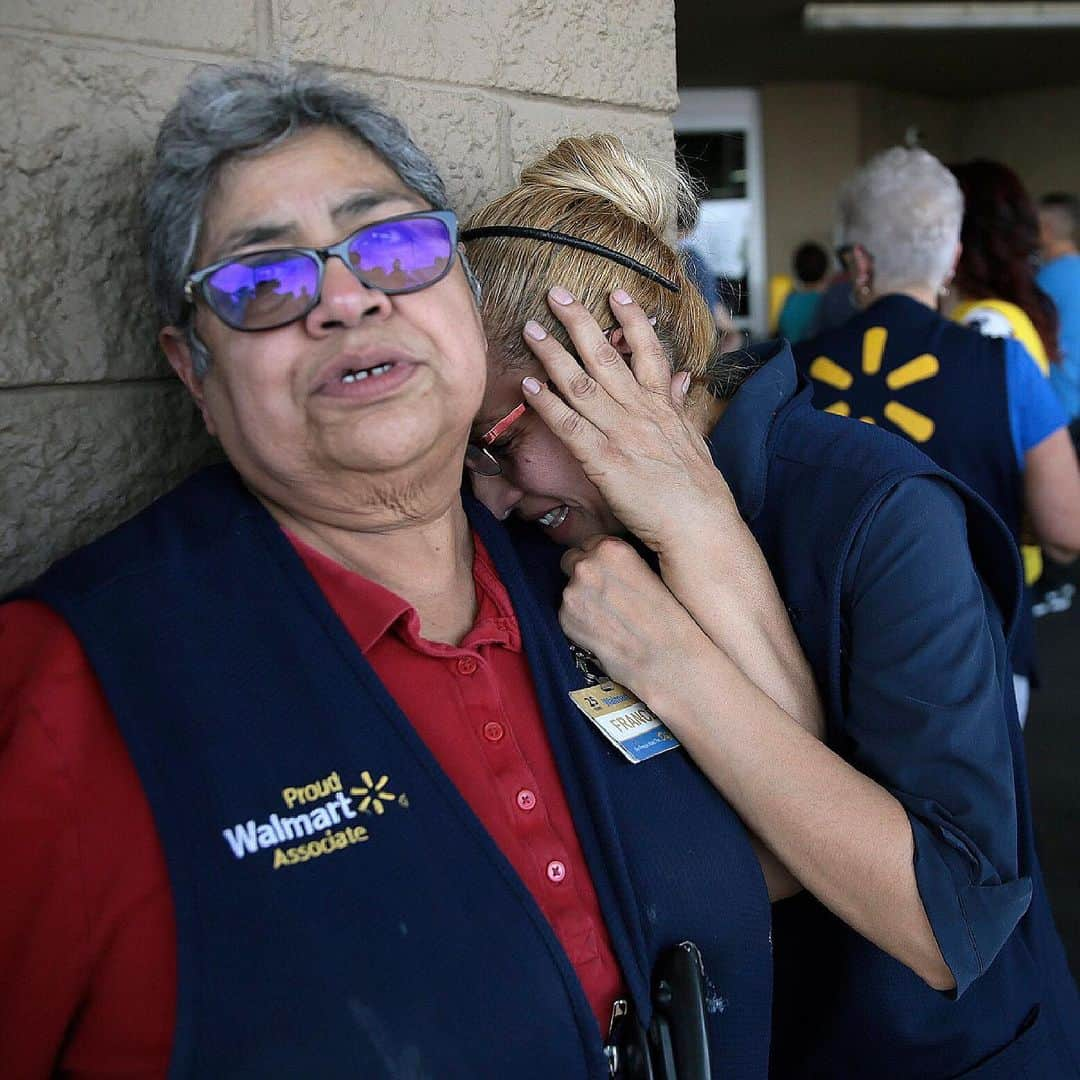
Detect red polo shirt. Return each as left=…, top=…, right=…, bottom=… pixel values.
left=0, top=530, right=623, bottom=1077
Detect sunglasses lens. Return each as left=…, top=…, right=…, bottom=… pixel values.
left=204, top=252, right=320, bottom=330
left=349, top=216, right=452, bottom=294
left=464, top=445, right=502, bottom=477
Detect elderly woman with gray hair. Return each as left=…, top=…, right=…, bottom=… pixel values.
left=795, top=146, right=1080, bottom=727
left=0, top=62, right=845, bottom=1078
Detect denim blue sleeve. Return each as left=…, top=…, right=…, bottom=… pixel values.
left=1004, top=337, right=1068, bottom=469
left=842, top=477, right=1032, bottom=997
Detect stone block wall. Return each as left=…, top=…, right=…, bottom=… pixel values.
left=1, top=2, right=676, bottom=591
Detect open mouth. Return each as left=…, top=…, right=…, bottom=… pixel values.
left=315, top=353, right=417, bottom=401
left=537, top=506, right=569, bottom=529
left=340, top=361, right=395, bottom=384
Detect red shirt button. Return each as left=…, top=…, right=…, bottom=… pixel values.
left=546, top=859, right=567, bottom=883
left=482, top=721, right=505, bottom=742
left=516, top=789, right=537, bottom=811
left=456, top=656, right=478, bottom=675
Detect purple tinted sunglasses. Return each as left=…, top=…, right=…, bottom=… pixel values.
left=183, top=210, right=459, bottom=331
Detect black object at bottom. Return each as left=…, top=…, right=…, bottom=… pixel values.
left=606, top=941, right=711, bottom=1080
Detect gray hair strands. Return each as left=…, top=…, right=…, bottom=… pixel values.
left=837, top=147, right=963, bottom=296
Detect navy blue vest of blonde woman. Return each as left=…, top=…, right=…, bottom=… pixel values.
left=794, top=294, right=1039, bottom=682
left=20, top=464, right=772, bottom=1079
left=709, top=341, right=1080, bottom=1078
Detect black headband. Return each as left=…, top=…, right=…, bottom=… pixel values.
left=459, top=224, right=681, bottom=293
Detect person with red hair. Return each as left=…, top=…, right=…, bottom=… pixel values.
left=949, top=159, right=1059, bottom=375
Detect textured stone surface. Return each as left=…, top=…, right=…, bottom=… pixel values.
left=509, top=99, right=675, bottom=181
left=1, top=0, right=256, bottom=54
left=342, top=74, right=510, bottom=215
left=279, top=0, right=677, bottom=111
left=0, top=40, right=196, bottom=386
left=1, top=383, right=218, bottom=592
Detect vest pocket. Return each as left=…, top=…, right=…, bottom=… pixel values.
left=948, top=1006, right=1051, bottom=1079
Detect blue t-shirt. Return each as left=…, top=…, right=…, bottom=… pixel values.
left=1004, top=336, right=1069, bottom=468
left=778, top=291, right=823, bottom=345
left=1037, top=253, right=1080, bottom=419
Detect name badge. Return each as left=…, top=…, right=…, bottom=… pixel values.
left=569, top=680, right=681, bottom=764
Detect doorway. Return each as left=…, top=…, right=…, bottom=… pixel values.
left=674, top=88, right=768, bottom=339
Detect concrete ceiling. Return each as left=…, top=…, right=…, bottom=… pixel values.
left=676, top=1, right=1080, bottom=96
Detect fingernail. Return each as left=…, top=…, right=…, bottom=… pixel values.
left=524, top=320, right=548, bottom=341
left=549, top=286, right=575, bottom=305
left=611, top=288, right=633, bottom=305
left=681, top=371, right=692, bottom=395
left=648, top=315, right=658, bottom=326
left=522, top=376, right=543, bottom=395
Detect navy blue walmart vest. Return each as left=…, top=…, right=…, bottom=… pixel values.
left=794, top=295, right=1036, bottom=679
left=712, top=349, right=1080, bottom=1078
left=23, top=464, right=773, bottom=1079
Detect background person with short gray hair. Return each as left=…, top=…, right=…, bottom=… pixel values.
left=795, top=145, right=1080, bottom=726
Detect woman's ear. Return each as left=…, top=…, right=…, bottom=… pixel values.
left=851, top=244, right=876, bottom=296
left=670, top=370, right=692, bottom=406
left=950, top=241, right=962, bottom=279
left=160, top=325, right=217, bottom=436
left=608, top=328, right=634, bottom=357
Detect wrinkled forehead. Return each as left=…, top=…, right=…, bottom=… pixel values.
left=198, top=127, right=420, bottom=262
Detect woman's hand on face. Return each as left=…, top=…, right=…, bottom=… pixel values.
left=559, top=535, right=708, bottom=704
left=520, top=287, right=736, bottom=555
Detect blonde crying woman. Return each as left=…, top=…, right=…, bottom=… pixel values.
left=462, top=133, right=1080, bottom=1078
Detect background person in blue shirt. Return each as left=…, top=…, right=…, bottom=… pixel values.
left=777, top=241, right=828, bottom=344
left=679, top=198, right=747, bottom=356
left=678, top=198, right=720, bottom=315
left=463, top=134, right=1080, bottom=1078
left=1038, top=192, right=1080, bottom=423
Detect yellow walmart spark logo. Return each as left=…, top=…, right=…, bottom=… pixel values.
left=350, top=771, right=405, bottom=814
left=810, top=326, right=939, bottom=443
